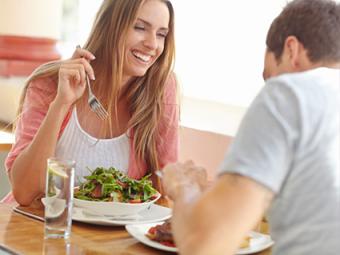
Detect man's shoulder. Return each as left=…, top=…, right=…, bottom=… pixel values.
left=263, top=67, right=339, bottom=106
left=266, top=67, right=339, bottom=92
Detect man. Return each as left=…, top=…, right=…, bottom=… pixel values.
left=162, top=0, right=340, bottom=254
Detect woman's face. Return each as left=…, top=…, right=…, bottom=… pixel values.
left=123, top=0, right=170, bottom=80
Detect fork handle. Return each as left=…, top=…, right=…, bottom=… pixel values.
left=86, top=75, right=93, bottom=94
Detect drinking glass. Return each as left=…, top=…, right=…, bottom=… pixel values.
left=43, top=239, right=71, bottom=255
left=44, top=157, right=75, bottom=239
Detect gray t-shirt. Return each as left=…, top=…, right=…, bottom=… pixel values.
left=219, top=67, right=340, bottom=255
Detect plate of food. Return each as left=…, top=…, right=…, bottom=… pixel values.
left=126, top=221, right=274, bottom=254
left=71, top=167, right=171, bottom=225
left=73, top=167, right=160, bottom=217
left=72, top=204, right=172, bottom=226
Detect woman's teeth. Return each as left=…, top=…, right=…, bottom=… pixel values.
left=132, top=51, right=151, bottom=62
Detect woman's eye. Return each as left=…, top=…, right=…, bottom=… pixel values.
left=157, top=33, right=167, bottom=38
left=134, top=25, right=145, bottom=31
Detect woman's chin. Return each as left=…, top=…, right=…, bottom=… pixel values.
left=132, top=69, right=149, bottom=77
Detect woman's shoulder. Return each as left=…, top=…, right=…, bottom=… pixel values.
left=28, top=76, right=57, bottom=94
left=24, top=76, right=58, bottom=107
left=163, top=72, right=179, bottom=104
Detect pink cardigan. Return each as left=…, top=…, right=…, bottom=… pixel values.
left=3, top=75, right=179, bottom=203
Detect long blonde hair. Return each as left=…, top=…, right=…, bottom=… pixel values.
left=17, top=0, right=176, bottom=189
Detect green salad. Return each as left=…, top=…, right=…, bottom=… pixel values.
left=74, top=167, right=159, bottom=203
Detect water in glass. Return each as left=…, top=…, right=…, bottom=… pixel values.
left=44, top=158, right=75, bottom=239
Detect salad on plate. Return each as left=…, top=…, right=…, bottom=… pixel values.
left=74, top=167, right=159, bottom=203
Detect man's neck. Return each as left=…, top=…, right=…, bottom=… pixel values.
left=320, top=61, right=340, bottom=69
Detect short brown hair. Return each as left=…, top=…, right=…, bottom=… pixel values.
left=266, top=0, right=340, bottom=63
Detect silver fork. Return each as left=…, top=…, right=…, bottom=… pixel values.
left=86, top=75, right=109, bottom=120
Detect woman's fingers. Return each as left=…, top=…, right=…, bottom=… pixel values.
left=72, top=46, right=96, bottom=61
left=60, top=64, right=87, bottom=85
left=56, top=66, right=86, bottom=106
left=62, top=59, right=95, bottom=81
left=78, top=58, right=95, bottom=80
left=70, top=46, right=96, bottom=80
left=59, top=67, right=82, bottom=85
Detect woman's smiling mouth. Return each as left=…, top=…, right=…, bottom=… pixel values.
left=132, top=50, right=153, bottom=63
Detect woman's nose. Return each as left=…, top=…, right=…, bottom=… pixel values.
left=143, top=33, right=158, bottom=50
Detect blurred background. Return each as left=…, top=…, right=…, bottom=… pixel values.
left=0, top=0, right=291, bottom=134
left=0, top=0, right=300, bottom=198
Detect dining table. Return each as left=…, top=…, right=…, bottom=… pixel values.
left=0, top=200, right=272, bottom=255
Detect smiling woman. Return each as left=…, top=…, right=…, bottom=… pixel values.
left=4, top=0, right=179, bottom=206
left=124, top=1, right=170, bottom=78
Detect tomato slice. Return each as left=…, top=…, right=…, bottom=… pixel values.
left=117, top=180, right=128, bottom=188
left=150, top=193, right=159, bottom=200
left=129, top=199, right=142, bottom=203
left=160, top=241, right=176, bottom=247
left=148, top=226, right=156, bottom=235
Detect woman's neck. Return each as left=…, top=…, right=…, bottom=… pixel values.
left=122, top=75, right=133, bottom=88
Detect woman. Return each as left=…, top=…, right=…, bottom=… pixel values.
left=4, top=0, right=178, bottom=206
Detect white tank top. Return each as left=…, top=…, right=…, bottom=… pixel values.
left=55, top=108, right=130, bottom=185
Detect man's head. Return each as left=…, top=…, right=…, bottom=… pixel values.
left=263, top=0, right=340, bottom=80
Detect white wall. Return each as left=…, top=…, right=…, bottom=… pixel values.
left=172, top=0, right=288, bottom=107
left=0, top=0, right=63, bottom=39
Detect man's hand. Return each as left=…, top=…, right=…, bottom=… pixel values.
left=162, top=161, right=208, bottom=202
left=161, top=161, right=273, bottom=255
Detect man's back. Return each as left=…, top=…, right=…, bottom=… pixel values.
left=161, top=1, right=340, bottom=254
left=267, top=68, right=339, bottom=254
left=220, top=67, right=340, bottom=254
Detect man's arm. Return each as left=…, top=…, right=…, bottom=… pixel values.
left=166, top=168, right=273, bottom=255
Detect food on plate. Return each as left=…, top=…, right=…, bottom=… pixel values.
left=146, top=220, right=175, bottom=247
left=239, top=235, right=251, bottom=249
left=146, top=220, right=250, bottom=249
left=74, top=167, right=159, bottom=203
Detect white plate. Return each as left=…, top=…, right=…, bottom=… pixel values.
left=126, top=222, right=274, bottom=254
left=72, top=204, right=172, bottom=226
left=237, top=231, right=274, bottom=255
left=74, top=193, right=161, bottom=216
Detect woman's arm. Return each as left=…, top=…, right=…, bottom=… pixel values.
left=157, top=73, right=179, bottom=167
left=10, top=97, right=72, bottom=205
left=151, top=74, right=179, bottom=200
left=9, top=48, right=95, bottom=205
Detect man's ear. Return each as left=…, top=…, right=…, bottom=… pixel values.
left=283, top=36, right=300, bottom=68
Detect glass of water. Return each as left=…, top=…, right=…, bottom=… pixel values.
left=44, top=157, right=75, bottom=239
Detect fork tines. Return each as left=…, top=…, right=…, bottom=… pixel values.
left=89, top=99, right=109, bottom=120
left=86, top=75, right=109, bottom=120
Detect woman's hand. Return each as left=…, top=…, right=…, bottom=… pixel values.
left=54, top=47, right=96, bottom=106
